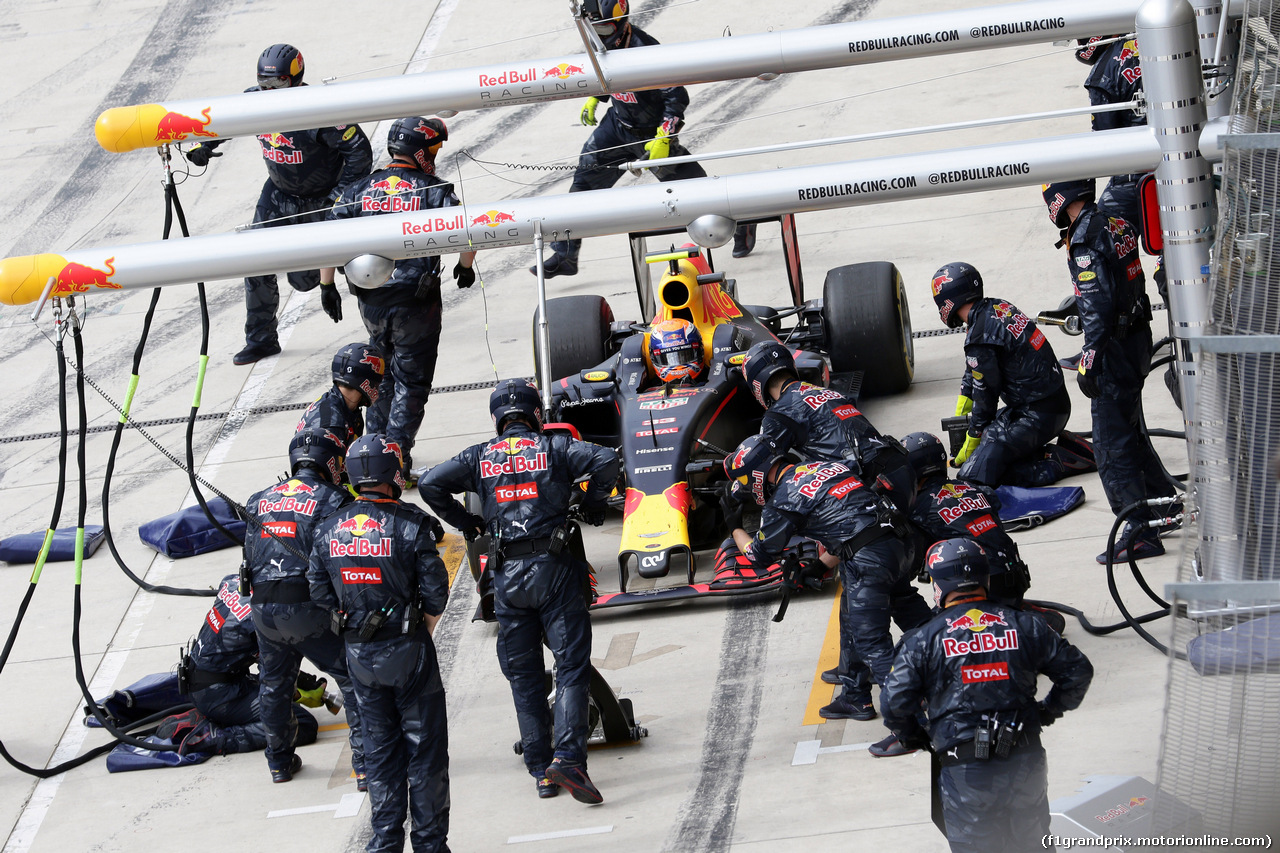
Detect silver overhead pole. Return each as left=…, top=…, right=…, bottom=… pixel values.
left=533, top=222, right=554, bottom=409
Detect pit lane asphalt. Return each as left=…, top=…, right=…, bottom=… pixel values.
left=0, top=0, right=1187, bottom=850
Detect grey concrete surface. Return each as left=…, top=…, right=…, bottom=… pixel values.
left=0, top=0, right=1188, bottom=851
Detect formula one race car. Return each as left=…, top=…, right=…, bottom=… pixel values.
left=529, top=216, right=915, bottom=599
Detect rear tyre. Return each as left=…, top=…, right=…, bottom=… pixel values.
left=532, top=295, right=614, bottom=387
left=822, top=261, right=914, bottom=396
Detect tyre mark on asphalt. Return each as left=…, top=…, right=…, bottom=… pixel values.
left=660, top=596, right=772, bottom=853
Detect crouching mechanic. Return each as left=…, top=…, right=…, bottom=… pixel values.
left=932, top=262, right=1092, bottom=487
left=296, top=342, right=386, bottom=451
left=247, top=429, right=366, bottom=784
left=881, top=538, right=1093, bottom=853
left=172, top=573, right=320, bottom=757
left=727, top=434, right=931, bottom=740
left=309, top=435, right=451, bottom=853
left=419, top=380, right=621, bottom=803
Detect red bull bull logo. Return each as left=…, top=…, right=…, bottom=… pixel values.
left=364, top=176, right=421, bottom=213
left=481, top=444, right=548, bottom=478
left=412, top=120, right=442, bottom=141
left=1095, top=795, right=1149, bottom=823
left=991, top=302, right=1013, bottom=319
left=936, top=483, right=965, bottom=501
left=945, top=607, right=1008, bottom=634
left=471, top=209, right=517, bottom=229
left=931, top=272, right=951, bottom=296
left=330, top=514, right=391, bottom=557
left=155, top=107, right=216, bottom=142
left=489, top=436, right=540, bottom=455
left=334, top=514, right=385, bottom=536
left=943, top=608, right=1017, bottom=655
left=54, top=257, right=120, bottom=295
left=259, top=132, right=294, bottom=148
left=260, top=479, right=319, bottom=515
left=259, top=131, right=302, bottom=165
left=359, top=352, right=386, bottom=375
left=543, top=63, right=586, bottom=79
left=1117, top=39, right=1139, bottom=64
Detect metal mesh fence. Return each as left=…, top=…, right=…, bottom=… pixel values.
left=1154, top=2, right=1280, bottom=843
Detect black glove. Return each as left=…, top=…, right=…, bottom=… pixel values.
left=1076, top=348, right=1102, bottom=399
left=461, top=513, right=486, bottom=542
left=186, top=145, right=220, bottom=167
left=718, top=480, right=747, bottom=530
left=320, top=284, right=342, bottom=322
left=453, top=263, right=476, bottom=289
left=1037, top=700, right=1063, bottom=728
left=426, top=515, right=445, bottom=543
left=580, top=503, right=607, bottom=527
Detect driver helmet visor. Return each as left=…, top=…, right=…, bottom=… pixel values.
left=257, top=75, right=292, bottom=90
left=590, top=17, right=621, bottom=37
left=654, top=345, right=700, bottom=368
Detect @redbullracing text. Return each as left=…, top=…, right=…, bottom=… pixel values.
left=1043, top=834, right=1273, bottom=849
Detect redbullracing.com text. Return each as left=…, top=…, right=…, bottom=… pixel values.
left=1043, top=835, right=1273, bottom=849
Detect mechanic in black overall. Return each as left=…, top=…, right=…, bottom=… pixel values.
left=419, top=380, right=621, bottom=803
left=309, top=434, right=451, bottom=853
left=185, top=44, right=373, bottom=365
left=296, top=342, right=386, bottom=453
left=171, top=574, right=320, bottom=757
left=726, top=434, right=931, bottom=751
left=740, top=340, right=916, bottom=722
left=1078, top=34, right=1146, bottom=238
left=245, top=429, right=366, bottom=785
left=931, top=261, right=1094, bottom=488
left=881, top=538, right=1093, bottom=853
left=1044, top=181, right=1178, bottom=564
left=328, top=117, right=476, bottom=480
left=530, top=0, right=754, bottom=277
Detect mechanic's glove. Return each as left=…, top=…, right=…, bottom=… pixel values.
left=1037, top=700, right=1063, bottom=728
left=426, top=515, right=445, bottom=544
left=644, top=118, right=679, bottom=162
left=453, top=262, right=476, bottom=289
left=1077, top=349, right=1103, bottom=399
left=579, top=96, right=600, bottom=127
left=954, top=394, right=974, bottom=417
left=185, top=144, right=221, bottom=168
left=461, top=513, right=486, bottom=542
left=951, top=431, right=981, bottom=468
left=294, top=672, right=328, bottom=708
left=319, top=283, right=342, bottom=323
left=580, top=503, right=607, bottom=527
left=718, top=480, right=746, bottom=530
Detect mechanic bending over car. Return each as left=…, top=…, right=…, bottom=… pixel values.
left=419, top=381, right=621, bottom=804
left=740, top=340, right=916, bottom=721
left=882, top=538, right=1093, bottom=853
left=295, top=342, right=386, bottom=456
left=529, top=0, right=754, bottom=278
left=931, top=261, right=1096, bottom=488
left=727, top=434, right=931, bottom=758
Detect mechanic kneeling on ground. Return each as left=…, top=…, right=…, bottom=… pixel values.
left=309, top=435, right=451, bottom=853
left=296, top=342, right=387, bottom=452
left=419, top=380, right=621, bottom=804
left=932, top=261, right=1095, bottom=488
left=741, top=340, right=917, bottom=720
left=165, top=573, right=320, bottom=758
left=727, top=434, right=931, bottom=756
left=881, top=538, right=1093, bottom=853
left=246, top=428, right=366, bottom=785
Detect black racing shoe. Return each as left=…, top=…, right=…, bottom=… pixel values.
left=355, top=771, right=368, bottom=792
left=868, top=734, right=918, bottom=758
left=155, top=708, right=205, bottom=742
left=178, top=720, right=222, bottom=756
left=732, top=223, right=757, bottom=258
left=820, top=666, right=842, bottom=685
left=1055, top=430, right=1096, bottom=466
left=1023, top=603, right=1067, bottom=636
left=1058, top=352, right=1082, bottom=371
left=528, top=253, right=578, bottom=278
left=818, top=696, right=877, bottom=721
left=271, top=754, right=304, bottom=784
left=544, top=758, right=603, bottom=804
left=233, top=341, right=281, bottom=365
left=1096, top=536, right=1165, bottom=565
left=535, top=775, right=560, bottom=799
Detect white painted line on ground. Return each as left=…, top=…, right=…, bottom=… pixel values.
left=267, top=793, right=364, bottom=820
left=507, top=825, right=614, bottom=844
left=791, top=739, right=876, bottom=766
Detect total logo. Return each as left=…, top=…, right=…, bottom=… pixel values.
left=341, top=567, right=383, bottom=585
left=496, top=482, right=539, bottom=503
left=259, top=132, right=303, bottom=165
left=543, top=63, right=585, bottom=79
left=364, top=175, right=421, bottom=213
left=471, top=209, right=517, bottom=228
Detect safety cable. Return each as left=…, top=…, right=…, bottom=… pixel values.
left=451, top=157, right=500, bottom=382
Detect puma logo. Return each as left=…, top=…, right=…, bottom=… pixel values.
left=510, top=519, right=530, bottom=534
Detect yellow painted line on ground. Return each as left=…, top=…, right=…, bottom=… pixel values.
left=801, top=583, right=843, bottom=726
left=439, top=532, right=467, bottom=589
left=318, top=723, right=350, bottom=732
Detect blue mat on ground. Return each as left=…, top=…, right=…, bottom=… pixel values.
left=0, top=525, right=105, bottom=564
left=105, top=736, right=213, bottom=773
left=994, top=485, right=1086, bottom=531
left=138, top=498, right=244, bottom=558
left=1186, top=613, right=1280, bottom=676
left=86, top=672, right=186, bottom=728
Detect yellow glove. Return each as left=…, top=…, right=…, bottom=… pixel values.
left=954, top=394, right=974, bottom=417
left=580, top=97, right=600, bottom=126
left=294, top=674, right=328, bottom=708
left=951, top=432, right=981, bottom=467
left=644, top=121, right=674, bottom=161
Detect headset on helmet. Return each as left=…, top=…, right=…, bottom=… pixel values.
left=742, top=341, right=796, bottom=408
left=924, top=538, right=990, bottom=604
left=289, top=428, right=347, bottom=485
left=902, top=432, right=947, bottom=482
left=257, top=44, right=304, bottom=89
left=931, top=262, right=984, bottom=329
left=489, top=379, right=543, bottom=434
left=723, top=434, right=785, bottom=506
left=346, top=434, right=406, bottom=497
left=387, top=116, right=448, bottom=173
left=332, top=342, right=385, bottom=407
left=582, top=0, right=631, bottom=48
left=1042, top=180, right=1096, bottom=229
left=649, top=319, right=705, bottom=384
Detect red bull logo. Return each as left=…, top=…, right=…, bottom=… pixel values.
left=364, top=176, right=421, bottom=212
left=402, top=212, right=466, bottom=236
left=359, top=352, right=386, bottom=375
left=797, top=463, right=847, bottom=498
left=942, top=625, right=1020, bottom=657
left=155, top=107, right=216, bottom=142
left=931, top=272, right=951, bottom=296
left=477, top=68, right=537, bottom=87
left=216, top=583, right=253, bottom=621
left=945, top=608, right=1008, bottom=634
left=471, top=209, right=517, bottom=228
left=259, top=132, right=294, bottom=149
left=489, top=436, right=540, bottom=455
left=481, top=439, right=547, bottom=478
left=54, top=257, right=120, bottom=295
left=412, top=120, right=442, bottom=141
left=991, top=301, right=1013, bottom=319
left=1117, top=39, right=1139, bottom=63
left=801, top=387, right=844, bottom=411
left=383, top=441, right=403, bottom=464
left=330, top=514, right=391, bottom=557
left=259, top=131, right=302, bottom=165
left=543, top=63, right=586, bottom=79
left=334, top=514, right=385, bottom=536
left=1095, top=795, right=1149, bottom=823
left=936, top=483, right=965, bottom=501
left=260, top=479, right=319, bottom=515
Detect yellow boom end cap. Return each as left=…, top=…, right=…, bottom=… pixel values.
left=95, top=104, right=171, bottom=153
left=0, top=254, right=70, bottom=305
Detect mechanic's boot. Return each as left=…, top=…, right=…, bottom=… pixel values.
left=271, top=754, right=304, bottom=784
left=354, top=770, right=368, bottom=792
left=732, top=223, right=757, bottom=258
left=1096, top=534, right=1164, bottom=565
left=1055, top=431, right=1096, bottom=466
left=868, top=734, right=918, bottom=758
left=544, top=758, right=603, bottom=804
left=178, top=720, right=224, bottom=756
left=535, top=774, right=560, bottom=799
left=233, top=340, right=281, bottom=365
left=1045, top=443, right=1095, bottom=475
left=1058, top=352, right=1082, bottom=371
left=820, top=666, right=842, bottom=685
left=155, top=708, right=205, bottom=742
left=529, top=239, right=580, bottom=278
left=1022, top=602, right=1067, bottom=636
left=819, top=695, right=877, bottom=721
